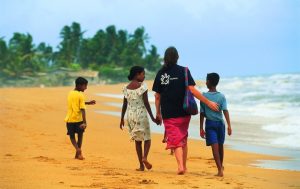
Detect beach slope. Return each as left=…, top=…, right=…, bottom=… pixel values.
left=0, top=84, right=299, bottom=189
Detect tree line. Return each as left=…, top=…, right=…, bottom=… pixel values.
left=0, top=22, right=161, bottom=85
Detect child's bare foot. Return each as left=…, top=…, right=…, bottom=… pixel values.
left=77, top=154, right=85, bottom=160
left=215, top=170, right=224, bottom=177
left=136, top=166, right=145, bottom=171
left=75, top=149, right=85, bottom=160
left=177, top=169, right=185, bottom=175
left=170, top=150, right=174, bottom=155
left=75, top=151, right=79, bottom=159
left=142, top=158, right=152, bottom=170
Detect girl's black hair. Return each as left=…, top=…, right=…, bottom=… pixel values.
left=128, top=66, right=145, bottom=81
left=163, top=46, right=179, bottom=70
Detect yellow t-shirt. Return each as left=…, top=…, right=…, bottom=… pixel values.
left=64, top=90, right=86, bottom=123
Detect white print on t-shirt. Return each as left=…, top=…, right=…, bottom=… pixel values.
left=161, top=73, right=170, bottom=85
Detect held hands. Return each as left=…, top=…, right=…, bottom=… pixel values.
left=155, top=113, right=162, bottom=126
left=120, top=119, right=124, bottom=130
left=200, top=129, right=206, bottom=139
left=151, top=117, right=161, bottom=125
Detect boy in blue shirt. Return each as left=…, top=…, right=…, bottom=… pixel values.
left=200, top=73, right=232, bottom=177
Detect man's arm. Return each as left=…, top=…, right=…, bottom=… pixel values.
left=223, top=110, right=232, bottom=136
left=188, top=86, right=219, bottom=111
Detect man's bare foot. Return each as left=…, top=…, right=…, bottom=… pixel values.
left=142, top=158, right=152, bottom=170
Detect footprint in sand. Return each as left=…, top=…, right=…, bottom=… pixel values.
left=172, top=180, right=187, bottom=185
left=3, top=154, right=16, bottom=161
left=33, top=156, right=60, bottom=164
left=103, top=170, right=124, bottom=176
left=66, top=166, right=82, bottom=171
left=139, top=179, right=158, bottom=184
left=188, top=156, right=203, bottom=161
left=88, top=183, right=104, bottom=188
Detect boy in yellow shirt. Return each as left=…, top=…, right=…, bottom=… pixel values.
left=65, top=77, right=96, bottom=160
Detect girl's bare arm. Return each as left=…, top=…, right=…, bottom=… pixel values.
left=143, top=91, right=155, bottom=121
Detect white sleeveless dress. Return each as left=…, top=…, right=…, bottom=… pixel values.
left=122, top=83, right=151, bottom=141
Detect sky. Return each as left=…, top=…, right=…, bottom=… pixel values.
left=1, top=0, right=299, bottom=78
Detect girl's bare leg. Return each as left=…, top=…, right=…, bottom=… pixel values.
left=135, top=141, right=144, bottom=171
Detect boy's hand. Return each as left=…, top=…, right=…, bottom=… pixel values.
left=120, top=119, right=124, bottom=130
left=89, top=100, right=96, bottom=105
left=200, top=129, right=206, bottom=139
left=79, top=123, right=87, bottom=130
left=228, top=126, right=232, bottom=136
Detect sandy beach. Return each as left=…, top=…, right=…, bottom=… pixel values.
left=0, top=83, right=299, bottom=189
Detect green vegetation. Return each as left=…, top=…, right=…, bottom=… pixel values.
left=0, top=22, right=161, bottom=87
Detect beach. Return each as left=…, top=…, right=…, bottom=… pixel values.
left=1, top=83, right=300, bottom=189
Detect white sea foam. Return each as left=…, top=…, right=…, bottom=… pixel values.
left=204, top=73, right=300, bottom=149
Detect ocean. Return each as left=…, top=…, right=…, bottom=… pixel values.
left=95, top=73, right=300, bottom=171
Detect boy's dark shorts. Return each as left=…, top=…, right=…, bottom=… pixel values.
left=66, top=121, right=85, bottom=136
left=205, top=120, right=225, bottom=146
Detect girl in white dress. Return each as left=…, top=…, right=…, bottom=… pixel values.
left=120, top=66, right=158, bottom=171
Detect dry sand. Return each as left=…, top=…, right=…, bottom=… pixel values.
left=0, top=83, right=299, bottom=189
